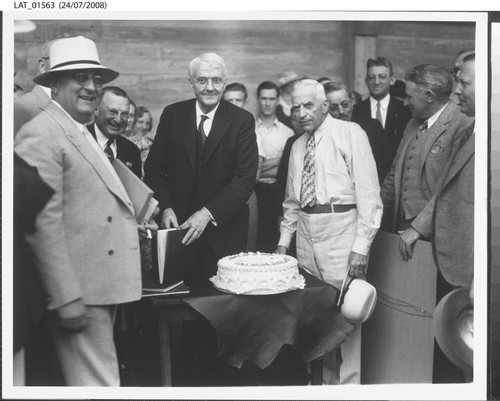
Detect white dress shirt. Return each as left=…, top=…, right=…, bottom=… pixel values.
left=370, top=94, right=391, bottom=128
left=278, top=114, right=382, bottom=255
left=255, top=117, right=294, bottom=159
left=196, top=101, right=219, bottom=137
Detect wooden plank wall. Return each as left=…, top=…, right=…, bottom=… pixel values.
left=14, top=19, right=474, bottom=133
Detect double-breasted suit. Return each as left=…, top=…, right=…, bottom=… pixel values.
left=380, top=102, right=473, bottom=238
left=432, top=124, right=475, bottom=287
left=14, top=102, right=142, bottom=311
left=14, top=85, right=51, bottom=135
left=352, top=96, right=412, bottom=183
left=144, top=98, right=258, bottom=278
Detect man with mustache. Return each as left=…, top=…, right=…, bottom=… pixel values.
left=144, top=52, right=258, bottom=284
left=276, top=79, right=382, bottom=384
left=380, top=64, right=473, bottom=263
left=87, top=86, right=142, bottom=178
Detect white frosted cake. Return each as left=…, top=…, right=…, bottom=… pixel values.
left=210, top=252, right=305, bottom=295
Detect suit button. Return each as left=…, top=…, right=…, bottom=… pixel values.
left=107, top=216, right=112, bottom=222
left=108, top=250, right=114, bottom=255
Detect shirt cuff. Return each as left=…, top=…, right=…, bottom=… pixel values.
left=278, top=231, right=292, bottom=249
left=203, top=207, right=217, bottom=226
left=351, top=236, right=371, bottom=256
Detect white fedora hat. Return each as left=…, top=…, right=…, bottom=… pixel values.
left=336, top=272, right=377, bottom=324
left=33, top=36, right=119, bottom=87
left=433, top=287, right=473, bottom=372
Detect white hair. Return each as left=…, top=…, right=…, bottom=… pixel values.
left=292, top=79, right=327, bottom=101
left=188, top=53, right=227, bottom=78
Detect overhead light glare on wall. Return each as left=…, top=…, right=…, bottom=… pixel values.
left=14, top=20, right=36, bottom=34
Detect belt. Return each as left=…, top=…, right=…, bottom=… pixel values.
left=301, top=203, right=357, bottom=214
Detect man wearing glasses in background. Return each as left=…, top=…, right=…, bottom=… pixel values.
left=145, top=52, right=258, bottom=284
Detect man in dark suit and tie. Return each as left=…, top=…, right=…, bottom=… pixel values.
left=87, top=86, right=142, bottom=178
left=144, top=52, right=259, bottom=284
left=352, top=57, right=412, bottom=183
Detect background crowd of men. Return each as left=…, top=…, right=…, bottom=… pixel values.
left=13, top=34, right=476, bottom=387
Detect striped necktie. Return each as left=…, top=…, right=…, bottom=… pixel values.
left=416, top=120, right=428, bottom=139
left=300, top=134, right=316, bottom=208
left=104, top=139, right=115, bottom=163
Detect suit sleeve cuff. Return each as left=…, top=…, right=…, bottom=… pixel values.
left=203, top=207, right=217, bottom=226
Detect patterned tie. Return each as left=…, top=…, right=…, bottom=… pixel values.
left=300, top=134, right=316, bottom=208
left=416, top=120, right=428, bottom=139
left=104, top=139, right=115, bottom=163
left=198, top=115, right=209, bottom=146
left=376, top=101, right=383, bottom=127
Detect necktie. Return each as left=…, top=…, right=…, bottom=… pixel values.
left=300, top=134, right=316, bottom=208
left=416, top=120, right=428, bottom=139
left=198, top=115, right=209, bottom=146
left=460, top=123, right=475, bottom=148
left=376, top=102, right=383, bottom=127
left=104, top=139, right=114, bottom=163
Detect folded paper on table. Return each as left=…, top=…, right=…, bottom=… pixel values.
left=142, top=280, right=190, bottom=297
left=112, top=159, right=157, bottom=223
left=152, top=228, right=197, bottom=287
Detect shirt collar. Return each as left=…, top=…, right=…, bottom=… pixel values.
left=196, top=101, right=219, bottom=120
left=256, top=116, right=279, bottom=128
left=308, top=113, right=333, bottom=142
left=51, top=100, right=87, bottom=134
left=94, top=124, right=114, bottom=148
left=370, top=93, right=390, bottom=110
left=426, top=102, right=449, bottom=129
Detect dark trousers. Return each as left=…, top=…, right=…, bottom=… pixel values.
left=255, top=182, right=280, bottom=253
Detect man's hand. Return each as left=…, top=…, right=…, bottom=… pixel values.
left=398, top=227, right=421, bottom=261
left=138, top=207, right=160, bottom=241
left=180, top=208, right=212, bottom=246
left=348, top=251, right=367, bottom=278
left=56, top=298, right=88, bottom=332
left=275, top=245, right=288, bottom=254
left=161, top=208, right=179, bottom=229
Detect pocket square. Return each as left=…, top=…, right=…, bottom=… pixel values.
left=431, top=144, right=444, bottom=154
left=125, top=161, right=133, bottom=168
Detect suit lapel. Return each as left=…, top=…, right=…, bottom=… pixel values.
left=418, top=103, right=455, bottom=168
left=443, top=130, right=474, bottom=188
left=204, top=102, right=231, bottom=163
left=46, top=103, right=133, bottom=210
left=179, top=101, right=197, bottom=171
left=33, top=85, right=51, bottom=110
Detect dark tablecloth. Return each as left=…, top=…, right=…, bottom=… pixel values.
left=182, top=271, right=354, bottom=369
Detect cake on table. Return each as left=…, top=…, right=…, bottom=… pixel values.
left=210, top=252, right=305, bottom=295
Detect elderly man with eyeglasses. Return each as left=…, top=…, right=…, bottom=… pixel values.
left=145, top=53, right=258, bottom=285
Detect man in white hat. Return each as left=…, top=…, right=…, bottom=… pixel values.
left=14, top=36, right=153, bottom=386
left=276, top=79, right=382, bottom=384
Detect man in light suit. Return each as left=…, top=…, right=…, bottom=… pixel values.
left=87, top=86, right=142, bottom=178
left=144, top=52, right=258, bottom=283
left=14, top=36, right=155, bottom=386
left=352, top=57, right=412, bottom=183
left=432, top=54, right=475, bottom=289
left=380, top=64, right=473, bottom=262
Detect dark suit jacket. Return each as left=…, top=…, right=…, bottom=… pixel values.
left=352, top=96, right=412, bottom=183
left=144, top=98, right=259, bottom=258
left=14, top=85, right=51, bottom=135
left=87, top=123, right=142, bottom=178
left=432, top=124, right=474, bottom=287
